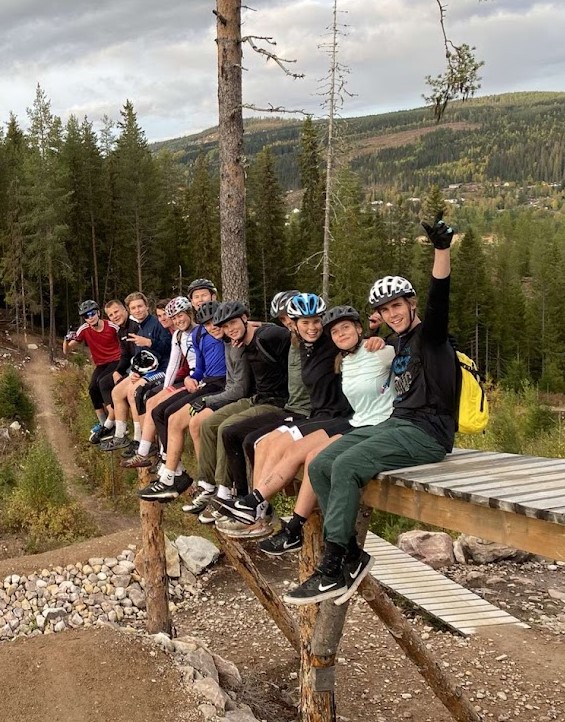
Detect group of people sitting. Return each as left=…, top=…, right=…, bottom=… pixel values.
left=64, top=213, right=457, bottom=606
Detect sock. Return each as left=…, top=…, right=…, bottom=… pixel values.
left=133, top=422, right=142, bottom=442
left=216, top=484, right=232, bottom=500
left=198, top=480, right=216, bottom=493
left=287, top=512, right=307, bottom=537
left=175, top=461, right=185, bottom=476
left=96, top=410, right=107, bottom=424
left=159, top=467, right=175, bottom=486
left=138, top=439, right=152, bottom=457
left=103, top=419, right=115, bottom=429
left=114, top=420, right=127, bottom=438
left=240, top=489, right=264, bottom=507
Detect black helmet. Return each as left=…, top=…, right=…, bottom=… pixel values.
left=322, top=305, right=361, bottom=329
left=78, top=299, right=99, bottom=316
left=131, top=350, right=159, bottom=375
left=186, top=278, right=218, bottom=300
left=196, top=301, right=220, bottom=325
left=270, top=290, right=300, bottom=319
left=212, top=301, right=249, bottom=327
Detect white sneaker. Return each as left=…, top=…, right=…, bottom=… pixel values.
left=182, top=488, right=215, bottom=514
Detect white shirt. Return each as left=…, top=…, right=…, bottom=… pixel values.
left=342, top=344, right=395, bottom=427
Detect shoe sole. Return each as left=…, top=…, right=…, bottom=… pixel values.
left=216, top=525, right=273, bottom=539
left=182, top=505, right=208, bottom=514
left=259, top=542, right=303, bottom=557
left=138, top=491, right=179, bottom=502
left=282, top=584, right=348, bottom=606
left=333, top=556, right=375, bottom=606
left=120, top=461, right=152, bottom=468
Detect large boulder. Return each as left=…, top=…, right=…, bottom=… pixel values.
left=397, top=530, right=455, bottom=569
left=175, top=536, right=220, bottom=575
left=165, top=536, right=181, bottom=578
left=455, top=534, right=532, bottom=564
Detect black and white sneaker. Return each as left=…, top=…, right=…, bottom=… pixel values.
left=258, top=521, right=302, bottom=556
left=90, top=424, right=115, bottom=445
left=182, top=488, right=216, bottom=514
left=283, top=569, right=347, bottom=606
left=100, top=435, right=131, bottom=452
left=333, top=550, right=374, bottom=606
left=137, top=479, right=178, bottom=502
left=216, top=494, right=268, bottom=524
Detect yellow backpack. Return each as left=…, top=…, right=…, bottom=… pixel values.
left=455, top=350, right=489, bottom=434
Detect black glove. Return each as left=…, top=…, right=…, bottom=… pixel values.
left=189, top=397, right=207, bottom=416
left=421, top=211, right=454, bottom=249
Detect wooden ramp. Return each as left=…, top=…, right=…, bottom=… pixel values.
left=364, top=530, right=529, bottom=636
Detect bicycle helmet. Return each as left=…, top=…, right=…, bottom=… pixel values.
left=212, top=301, right=249, bottom=327
left=369, top=276, right=416, bottom=309
left=165, top=296, right=191, bottom=319
left=196, top=301, right=220, bottom=325
left=131, top=350, right=159, bottom=375
left=78, top=299, right=99, bottom=316
left=286, top=293, right=327, bottom=319
left=186, top=278, right=218, bottom=300
left=322, top=305, right=361, bottom=329
left=270, top=290, right=301, bottom=319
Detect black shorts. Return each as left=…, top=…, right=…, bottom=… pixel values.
left=287, top=416, right=353, bottom=439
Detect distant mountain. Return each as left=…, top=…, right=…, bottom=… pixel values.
left=151, top=92, right=565, bottom=193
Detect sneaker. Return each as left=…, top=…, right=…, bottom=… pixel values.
left=182, top=488, right=216, bottom=514
left=258, top=521, right=303, bottom=556
left=173, top=471, right=193, bottom=495
left=90, top=425, right=115, bottom=445
left=120, top=453, right=153, bottom=469
left=333, top=550, right=374, bottom=606
left=215, top=495, right=264, bottom=524
left=100, top=435, right=131, bottom=452
left=198, top=505, right=227, bottom=525
left=282, top=568, right=347, bottom=606
left=215, top=516, right=274, bottom=538
left=137, top=479, right=178, bottom=502
left=89, top=423, right=103, bottom=444
left=121, top=440, right=139, bottom=458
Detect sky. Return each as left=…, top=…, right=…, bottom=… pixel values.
left=1, top=0, right=564, bottom=142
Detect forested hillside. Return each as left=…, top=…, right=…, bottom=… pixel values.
left=1, top=88, right=565, bottom=391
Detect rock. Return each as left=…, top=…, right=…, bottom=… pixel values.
left=27, top=343, right=38, bottom=350
left=182, top=648, right=219, bottom=682
left=456, top=535, right=532, bottom=564
left=176, top=536, right=220, bottom=575
left=134, top=550, right=145, bottom=578
left=198, top=703, right=218, bottom=721
left=225, top=711, right=260, bottom=722
left=397, top=531, right=455, bottom=569
left=43, top=607, right=67, bottom=622
left=193, top=677, right=227, bottom=712
left=8, top=421, right=21, bottom=431
left=165, top=537, right=181, bottom=578
left=465, top=571, right=486, bottom=586
left=152, top=632, right=175, bottom=653
left=548, top=588, right=565, bottom=601
left=126, top=585, right=146, bottom=609
left=453, top=537, right=467, bottom=564
left=212, top=652, right=242, bottom=690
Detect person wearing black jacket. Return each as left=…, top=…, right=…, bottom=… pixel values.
left=284, top=213, right=457, bottom=606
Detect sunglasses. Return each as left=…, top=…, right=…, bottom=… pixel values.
left=83, top=310, right=98, bottom=319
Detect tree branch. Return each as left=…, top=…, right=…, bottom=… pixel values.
left=242, top=35, right=305, bottom=79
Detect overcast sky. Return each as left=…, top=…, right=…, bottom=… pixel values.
left=1, top=0, right=563, bottom=142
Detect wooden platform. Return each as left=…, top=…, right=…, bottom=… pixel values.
left=364, top=530, right=528, bottom=636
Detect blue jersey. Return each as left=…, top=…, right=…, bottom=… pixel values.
left=191, top=325, right=227, bottom=381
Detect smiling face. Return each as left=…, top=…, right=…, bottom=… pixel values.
left=295, top=316, right=323, bottom=343
left=221, top=316, right=247, bottom=342
left=82, top=309, right=100, bottom=327
left=205, top=320, right=225, bottom=339
left=128, top=298, right=149, bottom=323
left=156, top=308, right=173, bottom=329
left=190, top=288, right=215, bottom=311
left=377, top=297, right=416, bottom=335
left=105, top=303, right=128, bottom=326
left=172, top=311, right=192, bottom=331
left=329, top=319, right=362, bottom=351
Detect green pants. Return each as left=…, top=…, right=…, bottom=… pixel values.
left=308, top=418, right=446, bottom=548
left=198, top=398, right=281, bottom=488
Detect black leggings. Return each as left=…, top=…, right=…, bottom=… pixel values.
left=152, top=378, right=226, bottom=452
left=222, top=410, right=308, bottom=496
left=89, top=361, right=120, bottom=410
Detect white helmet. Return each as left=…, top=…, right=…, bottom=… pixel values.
left=369, top=276, right=415, bottom=309
left=165, top=296, right=191, bottom=318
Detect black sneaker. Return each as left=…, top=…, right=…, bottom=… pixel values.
left=90, top=424, right=115, bottom=445
left=216, top=494, right=267, bottom=523
left=282, top=569, right=347, bottom=606
left=121, top=440, right=139, bottom=458
left=137, top=479, right=178, bottom=502
left=333, top=550, right=374, bottom=606
left=258, top=521, right=302, bottom=556
left=173, top=471, right=193, bottom=495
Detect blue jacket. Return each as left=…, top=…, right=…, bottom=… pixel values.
left=191, top=325, right=227, bottom=381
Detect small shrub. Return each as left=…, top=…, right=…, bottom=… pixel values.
left=11, top=438, right=68, bottom=510
left=0, top=366, right=34, bottom=424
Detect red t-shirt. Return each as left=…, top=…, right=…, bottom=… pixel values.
left=76, top=320, right=121, bottom=366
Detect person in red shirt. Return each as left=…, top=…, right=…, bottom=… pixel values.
left=63, top=299, right=121, bottom=441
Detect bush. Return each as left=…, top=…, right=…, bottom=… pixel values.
left=11, top=438, right=68, bottom=509
left=0, top=366, right=34, bottom=425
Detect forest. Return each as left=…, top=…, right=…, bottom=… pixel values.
left=1, top=87, right=565, bottom=392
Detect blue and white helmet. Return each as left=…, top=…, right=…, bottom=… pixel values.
left=286, top=293, right=327, bottom=319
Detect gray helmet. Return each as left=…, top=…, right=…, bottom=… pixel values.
left=322, top=305, right=361, bottom=329
left=212, top=301, right=249, bottom=327
left=196, top=301, right=220, bottom=325
left=78, top=299, right=99, bottom=316
left=369, top=276, right=415, bottom=309
left=186, top=278, right=217, bottom=300
left=131, top=350, right=159, bottom=375
left=165, top=296, right=191, bottom=318
left=270, top=290, right=300, bottom=319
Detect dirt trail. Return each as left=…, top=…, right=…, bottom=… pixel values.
left=18, top=338, right=136, bottom=536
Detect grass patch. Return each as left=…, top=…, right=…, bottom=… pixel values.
left=0, top=365, right=34, bottom=425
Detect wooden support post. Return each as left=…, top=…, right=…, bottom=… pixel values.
left=218, top=532, right=300, bottom=653
left=138, top=467, right=172, bottom=636
left=299, top=505, right=373, bottom=722
left=358, top=575, right=481, bottom=722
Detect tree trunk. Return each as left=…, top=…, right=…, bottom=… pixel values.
left=90, top=207, right=100, bottom=302
left=216, top=0, right=249, bottom=303
left=135, top=207, right=143, bottom=292
left=138, top=468, right=171, bottom=635
left=48, top=258, right=55, bottom=361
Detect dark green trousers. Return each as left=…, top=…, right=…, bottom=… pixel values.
left=308, top=418, right=446, bottom=548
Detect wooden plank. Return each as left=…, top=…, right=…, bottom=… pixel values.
left=362, top=479, right=565, bottom=556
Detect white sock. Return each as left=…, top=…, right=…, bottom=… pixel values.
left=159, top=468, right=175, bottom=486
left=198, top=480, right=216, bottom=493
left=133, top=422, right=142, bottom=442
left=217, top=485, right=232, bottom=501
left=175, top=461, right=185, bottom=475
left=115, top=420, right=127, bottom=438
left=103, top=419, right=115, bottom=429
left=138, top=439, right=152, bottom=457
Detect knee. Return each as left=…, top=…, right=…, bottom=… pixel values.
left=308, top=451, right=332, bottom=483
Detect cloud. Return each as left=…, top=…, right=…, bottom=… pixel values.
left=0, top=0, right=563, bottom=141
